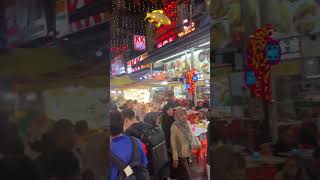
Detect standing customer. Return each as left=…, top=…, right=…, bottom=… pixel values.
left=170, top=108, right=199, bottom=180
left=161, top=104, right=176, bottom=179
left=109, top=111, right=149, bottom=180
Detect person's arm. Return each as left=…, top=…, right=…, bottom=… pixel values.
left=137, top=140, right=148, bottom=167
left=170, top=125, right=179, bottom=162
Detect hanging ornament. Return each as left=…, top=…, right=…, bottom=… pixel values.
left=145, top=10, right=171, bottom=28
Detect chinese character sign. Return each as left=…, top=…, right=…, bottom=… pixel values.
left=245, top=24, right=281, bottom=103
left=133, top=35, right=146, bottom=51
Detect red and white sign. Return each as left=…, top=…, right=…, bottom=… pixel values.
left=111, top=54, right=125, bottom=76
left=64, top=0, right=110, bottom=35
left=127, top=53, right=149, bottom=73
left=156, top=36, right=176, bottom=48
left=178, top=20, right=196, bottom=37
left=130, top=64, right=151, bottom=73
left=133, top=35, right=146, bottom=51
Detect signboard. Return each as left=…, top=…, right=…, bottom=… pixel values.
left=155, top=1, right=177, bottom=48
left=55, top=0, right=69, bottom=37
left=111, top=54, right=125, bottom=76
left=65, top=0, right=109, bottom=35
left=130, top=64, right=151, bottom=73
left=261, top=0, right=320, bottom=37
left=133, top=35, right=146, bottom=51
left=279, top=38, right=301, bottom=59
left=178, top=19, right=196, bottom=37
left=4, top=0, right=48, bottom=47
left=127, top=53, right=149, bottom=73
left=156, top=36, right=176, bottom=49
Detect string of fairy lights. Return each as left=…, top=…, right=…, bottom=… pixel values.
left=110, top=0, right=164, bottom=59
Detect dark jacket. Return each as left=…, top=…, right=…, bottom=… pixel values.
left=161, top=114, right=175, bottom=150
left=125, top=122, right=150, bottom=140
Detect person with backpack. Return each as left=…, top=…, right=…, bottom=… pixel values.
left=110, top=111, right=149, bottom=180
left=123, top=110, right=169, bottom=180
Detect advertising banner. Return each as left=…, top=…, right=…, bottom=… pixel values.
left=4, top=0, right=47, bottom=47
left=260, top=0, right=320, bottom=37
left=55, top=0, right=69, bottom=38
left=133, top=35, right=146, bottom=51
left=111, top=54, right=125, bottom=76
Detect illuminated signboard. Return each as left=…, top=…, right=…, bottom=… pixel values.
left=131, top=64, right=151, bottom=73
left=133, top=35, right=146, bottom=51
left=127, top=53, right=149, bottom=73
left=111, top=54, right=125, bottom=76
left=156, top=36, right=176, bottom=48
left=178, top=19, right=196, bottom=37
left=155, top=1, right=177, bottom=48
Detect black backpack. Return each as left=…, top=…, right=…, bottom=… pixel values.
left=110, top=137, right=150, bottom=180
left=140, top=125, right=169, bottom=176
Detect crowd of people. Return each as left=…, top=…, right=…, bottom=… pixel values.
left=210, top=117, right=320, bottom=180
left=0, top=112, right=108, bottom=180
left=110, top=98, right=210, bottom=180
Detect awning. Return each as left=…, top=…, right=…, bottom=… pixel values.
left=139, top=24, right=210, bottom=66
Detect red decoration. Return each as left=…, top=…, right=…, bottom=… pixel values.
left=187, top=69, right=196, bottom=94
left=155, top=1, right=177, bottom=47
left=246, top=24, right=281, bottom=103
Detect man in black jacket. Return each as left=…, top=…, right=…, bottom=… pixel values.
left=122, top=109, right=169, bottom=180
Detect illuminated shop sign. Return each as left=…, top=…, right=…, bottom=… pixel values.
left=133, top=35, right=146, bottom=51
left=156, top=36, right=176, bottom=48
left=130, top=64, right=151, bottom=73
left=127, top=53, right=149, bottom=73
left=155, top=1, right=177, bottom=48
left=178, top=19, right=195, bottom=37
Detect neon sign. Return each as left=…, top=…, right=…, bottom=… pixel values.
left=127, top=53, right=148, bottom=73
left=178, top=19, right=196, bottom=37
left=133, top=35, right=146, bottom=51
left=131, top=64, right=151, bottom=73
left=156, top=36, right=176, bottom=48
left=155, top=1, right=177, bottom=47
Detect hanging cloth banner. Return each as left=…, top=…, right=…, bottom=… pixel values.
left=245, top=24, right=281, bottom=103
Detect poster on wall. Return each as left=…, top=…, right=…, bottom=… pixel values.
left=4, top=0, right=47, bottom=47
left=211, top=0, right=256, bottom=48
left=55, top=0, right=69, bottom=38
left=111, top=54, right=125, bottom=76
left=133, top=35, right=146, bottom=51
left=260, top=0, right=320, bottom=37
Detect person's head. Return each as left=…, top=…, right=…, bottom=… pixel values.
left=174, top=108, right=187, bottom=121
left=0, top=155, right=40, bottom=180
left=282, top=157, right=301, bottom=177
left=42, top=150, right=80, bottom=180
left=162, top=104, right=174, bottom=117
left=122, top=109, right=138, bottom=131
left=144, top=112, right=160, bottom=126
left=52, top=119, right=75, bottom=151
left=75, top=120, right=88, bottom=136
left=198, top=111, right=205, bottom=119
left=126, top=100, right=134, bottom=109
left=110, top=111, right=124, bottom=137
